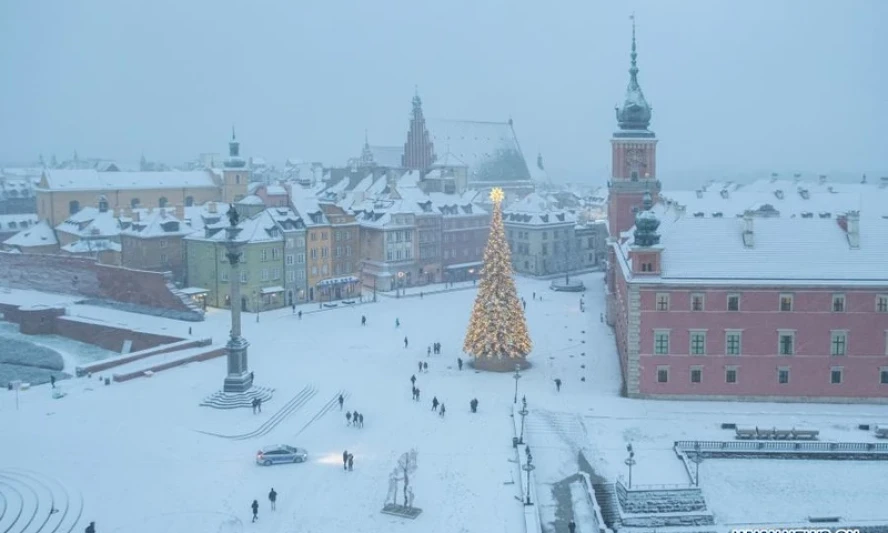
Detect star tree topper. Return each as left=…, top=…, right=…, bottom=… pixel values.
left=490, top=187, right=505, bottom=204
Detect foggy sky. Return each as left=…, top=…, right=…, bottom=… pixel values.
left=1, top=0, right=886, bottom=186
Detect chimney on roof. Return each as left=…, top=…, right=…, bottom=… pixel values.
left=742, top=211, right=754, bottom=248
left=132, top=211, right=140, bottom=223
left=846, top=211, right=860, bottom=249
left=208, top=201, right=217, bottom=214
left=175, top=204, right=185, bottom=220
left=819, top=174, right=828, bottom=184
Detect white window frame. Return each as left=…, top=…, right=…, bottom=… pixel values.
left=655, top=293, right=670, bottom=311
left=690, top=366, right=703, bottom=384
left=779, top=293, right=794, bottom=312
left=261, top=268, right=269, bottom=281
left=778, top=329, right=796, bottom=356
left=286, top=254, right=294, bottom=265
left=286, top=271, right=295, bottom=282
left=653, top=329, right=670, bottom=355
left=272, top=268, right=281, bottom=280
left=830, top=330, right=848, bottom=356
left=261, top=249, right=268, bottom=261
left=778, top=366, right=790, bottom=384
left=830, top=366, right=843, bottom=384
left=691, top=293, right=705, bottom=312
left=727, top=293, right=740, bottom=311
left=689, top=329, right=707, bottom=356
left=725, top=330, right=742, bottom=356
left=725, top=366, right=738, bottom=384
left=656, top=365, right=669, bottom=383
left=832, top=293, right=846, bottom=312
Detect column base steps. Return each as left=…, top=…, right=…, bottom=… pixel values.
left=200, top=386, right=275, bottom=409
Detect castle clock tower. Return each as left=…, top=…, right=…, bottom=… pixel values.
left=607, top=16, right=660, bottom=239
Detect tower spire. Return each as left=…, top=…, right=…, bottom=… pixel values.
left=232, top=125, right=236, bottom=141
left=630, top=13, right=638, bottom=81
left=615, top=14, right=652, bottom=131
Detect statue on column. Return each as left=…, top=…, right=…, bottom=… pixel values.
left=227, top=204, right=240, bottom=227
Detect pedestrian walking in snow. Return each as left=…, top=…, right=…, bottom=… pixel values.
left=85, top=521, right=96, bottom=533
left=251, top=500, right=259, bottom=522
left=50, top=375, right=56, bottom=388
left=338, top=394, right=344, bottom=410
left=410, top=374, right=416, bottom=385
left=292, top=304, right=296, bottom=314
left=188, top=326, right=192, bottom=335
left=415, top=388, right=421, bottom=401
left=600, top=312, right=604, bottom=323
left=555, top=378, right=562, bottom=392
left=298, top=310, right=302, bottom=320
left=343, top=450, right=348, bottom=470
left=417, top=361, right=423, bottom=373
left=423, top=362, right=428, bottom=373
left=533, top=292, right=536, bottom=300
left=404, top=336, right=409, bottom=348
left=348, top=454, right=354, bottom=471
left=522, top=299, right=526, bottom=310
left=251, top=398, right=258, bottom=414
left=420, top=291, right=423, bottom=299
left=352, top=410, right=359, bottom=427
left=361, top=315, right=366, bottom=326
left=427, top=346, right=431, bottom=357
left=396, top=318, right=400, bottom=328
left=412, top=385, right=417, bottom=400
left=257, top=398, right=263, bottom=413
left=457, top=358, right=463, bottom=371
left=432, top=397, right=439, bottom=411
left=568, top=520, right=576, bottom=533
left=470, top=398, right=478, bottom=413
left=439, top=403, right=446, bottom=417
left=359, top=413, right=364, bottom=427
left=346, top=411, right=352, bottom=426
left=268, top=488, right=277, bottom=511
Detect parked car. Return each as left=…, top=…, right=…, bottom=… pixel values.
left=256, top=445, right=308, bottom=466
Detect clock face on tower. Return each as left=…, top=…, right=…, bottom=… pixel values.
left=625, top=148, right=647, bottom=178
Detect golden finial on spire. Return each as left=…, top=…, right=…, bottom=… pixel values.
left=489, top=187, right=505, bottom=204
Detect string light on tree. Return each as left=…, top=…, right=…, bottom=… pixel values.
left=463, top=187, right=532, bottom=371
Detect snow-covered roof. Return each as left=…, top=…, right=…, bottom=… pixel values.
left=616, top=182, right=888, bottom=286
left=502, top=193, right=577, bottom=226
left=265, top=184, right=287, bottom=195
left=55, top=207, right=122, bottom=239
left=266, top=207, right=305, bottom=231
left=3, top=220, right=57, bottom=247
left=120, top=209, right=193, bottom=239
left=0, top=214, right=38, bottom=232
left=367, top=146, right=404, bottom=168
left=61, top=238, right=121, bottom=253
left=39, top=169, right=218, bottom=191
left=427, top=119, right=532, bottom=184
left=187, top=210, right=285, bottom=244
left=236, top=194, right=265, bottom=206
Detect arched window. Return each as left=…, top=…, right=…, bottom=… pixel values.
left=131, top=198, right=141, bottom=208
left=158, top=197, right=168, bottom=208
left=69, top=200, right=80, bottom=215
left=185, top=196, right=194, bottom=207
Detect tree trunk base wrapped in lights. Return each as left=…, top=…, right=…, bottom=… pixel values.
left=463, top=188, right=533, bottom=372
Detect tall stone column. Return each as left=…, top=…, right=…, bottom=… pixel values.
left=223, top=228, right=253, bottom=393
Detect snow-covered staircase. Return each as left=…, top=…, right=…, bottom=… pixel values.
left=592, top=483, right=622, bottom=530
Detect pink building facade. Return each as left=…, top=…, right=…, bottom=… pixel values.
left=605, top=21, right=888, bottom=402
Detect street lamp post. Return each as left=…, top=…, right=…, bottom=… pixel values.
left=518, top=396, right=529, bottom=444
left=523, top=448, right=535, bottom=505
left=625, top=443, right=636, bottom=489
left=397, top=271, right=405, bottom=298
left=689, top=441, right=703, bottom=487
left=513, top=364, right=522, bottom=404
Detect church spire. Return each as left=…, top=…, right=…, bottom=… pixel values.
left=225, top=125, right=246, bottom=168
left=360, top=129, right=375, bottom=167
left=402, top=88, right=436, bottom=170
left=616, top=14, right=653, bottom=132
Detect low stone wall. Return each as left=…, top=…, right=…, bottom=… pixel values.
left=0, top=252, right=203, bottom=320
left=76, top=338, right=212, bottom=376
left=112, top=346, right=226, bottom=382
left=53, top=316, right=183, bottom=353
left=615, top=481, right=707, bottom=514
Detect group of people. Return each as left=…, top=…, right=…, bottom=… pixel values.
left=250, top=488, right=277, bottom=522
left=251, top=397, right=264, bottom=413
left=346, top=410, right=364, bottom=428
left=427, top=342, right=443, bottom=356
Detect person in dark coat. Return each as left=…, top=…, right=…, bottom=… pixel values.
left=568, top=520, right=576, bottom=533
left=423, top=362, right=428, bottom=373
left=268, top=488, right=277, bottom=510
left=85, top=522, right=96, bottom=533
left=346, top=411, right=352, bottom=426
left=298, top=310, right=302, bottom=320
left=347, top=454, right=354, bottom=471
left=470, top=398, right=478, bottom=413
left=404, top=336, right=408, bottom=348
left=457, top=358, right=463, bottom=371
left=418, top=361, right=423, bottom=373
left=358, top=413, right=364, bottom=427
left=555, top=378, right=562, bottom=392
left=352, top=410, right=359, bottom=426
left=50, top=375, right=56, bottom=388
left=256, top=398, right=262, bottom=413
left=415, top=388, right=421, bottom=402
left=251, top=499, right=259, bottom=522
left=427, top=346, right=431, bottom=357
left=361, top=315, right=366, bottom=326
left=338, top=394, right=344, bottom=410
left=410, top=374, right=416, bottom=386
left=439, top=403, right=446, bottom=417
left=431, top=397, right=439, bottom=411
left=396, top=318, right=400, bottom=328
left=252, top=397, right=258, bottom=414
left=343, top=450, right=348, bottom=470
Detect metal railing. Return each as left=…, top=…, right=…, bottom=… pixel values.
left=675, top=440, right=888, bottom=453
left=616, top=478, right=697, bottom=492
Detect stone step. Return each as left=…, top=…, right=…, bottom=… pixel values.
left=592, top=483, right=621, bottom=529
left=200, top=386, right=276, bottom=409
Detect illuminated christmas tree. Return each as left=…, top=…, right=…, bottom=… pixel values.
left=463, top=188, right=532, bottom=371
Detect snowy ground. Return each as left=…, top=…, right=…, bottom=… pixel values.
left=3, top=273, right=888, bottom=533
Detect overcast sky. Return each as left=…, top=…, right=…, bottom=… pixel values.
left=1, top=0, right=885, bottom=186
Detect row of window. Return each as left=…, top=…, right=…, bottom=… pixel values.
left=655, top=292, right=888, bottom=313
left=656, top=365, right=888, bottom=386
left=443, top=248, right=479, bottom=259
left=386, top=230, right=414, bottom=243
left=259, top=248, right=282, bottom=261
left=220, top=268, right=306, bottom=283
left=443, top=218, right=486, bottom=230
left=444, top=232, right=478, bottom=243
left=652, top=329, right=888, bottom=356
left=333, top=230, right=353, bottom=241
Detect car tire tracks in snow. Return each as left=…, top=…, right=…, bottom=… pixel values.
left=293, top=390, right=349, bottom=438
left=195, top=384, right=318, bottom=440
